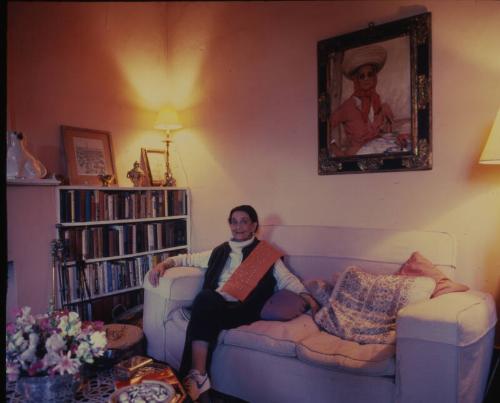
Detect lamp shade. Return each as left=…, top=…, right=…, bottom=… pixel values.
left=479, top=108, right=500, bottom=164
left=154, top=107, right=182, bottom=131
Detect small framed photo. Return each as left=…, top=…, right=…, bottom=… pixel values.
left=317, top=12, right=432, bottom=174
left=61, top=126, right=117, bottom=185
left=141, top=148, right=165, bottom=186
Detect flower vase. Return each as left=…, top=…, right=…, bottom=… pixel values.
left=16, top=373, right=81, bottom=402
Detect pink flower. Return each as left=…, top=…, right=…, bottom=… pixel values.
left=38, top=316, right=51, bottom=331
left=6, top=323, right=16, bottom=335
left=6, top=362, right=20, bottom=382
left=53, top=351, right=80, bottom=375
left=82, top=320, right=104, bottom=332
left=27, top=360, right=44, bottom=376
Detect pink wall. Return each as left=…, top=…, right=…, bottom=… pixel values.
left=7, top=185, right=58, bottom=319
left=7, top=1, right=500, bottom=334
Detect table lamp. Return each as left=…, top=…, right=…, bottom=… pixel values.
left=479, top=108, right=500, bottom=165
left=154, top=107, right=182, bottom=186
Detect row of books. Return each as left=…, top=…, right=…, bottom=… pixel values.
left=61, top=219, right=187, bottom=260
left=167, top=189, right=188, bottom=217
left=59, top=189, right=188, bottom=223
left=57, top=251, right=186, bottom=305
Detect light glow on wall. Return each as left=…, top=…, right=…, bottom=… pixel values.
left=105, top=3, right=211, bottom=112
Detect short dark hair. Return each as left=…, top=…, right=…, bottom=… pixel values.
left=228, top=205, right=259, bottom=231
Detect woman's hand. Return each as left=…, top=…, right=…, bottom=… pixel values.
left=148, top=258, right=175, bottom=287
left=300, top=293, right=320, bottom=315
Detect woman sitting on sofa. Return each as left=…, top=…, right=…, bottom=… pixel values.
left=148, top=205, right=319, bottom=402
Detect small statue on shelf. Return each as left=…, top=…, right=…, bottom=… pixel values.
left=127, top=161, right=145, bottom=187
left=98, top=174, right=114, bottom=187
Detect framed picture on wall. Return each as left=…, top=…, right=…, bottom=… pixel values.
left=141, top=148, right=166, bottom=186
left=317, top=12, right=432, bottom=174
left=61, top=126, right=117, bottom=185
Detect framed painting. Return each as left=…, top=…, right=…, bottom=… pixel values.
left=317, top=12, right=432, bottom=174
left=141, top=148, right=166, bottom=186
left=61, top=126, right=117, bottom=185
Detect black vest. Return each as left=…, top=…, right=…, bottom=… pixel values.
left=203, top=238, right=276, bottom=311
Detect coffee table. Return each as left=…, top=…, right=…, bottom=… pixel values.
left=6, top=364, right=186, bottom=403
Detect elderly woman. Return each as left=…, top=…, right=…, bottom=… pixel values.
left=149, top=205, right=319, bottom=402
left=330, top=44, right=397, bottom=156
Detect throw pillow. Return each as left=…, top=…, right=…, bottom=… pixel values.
left=398, top=251, right=469, bottom=298
left=304, top=279, right=334, bottom=307
left=313, top=266, right=435, bottom=345
left=260, top=289, right=308, bottom=321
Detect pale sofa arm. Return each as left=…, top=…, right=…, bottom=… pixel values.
left=395, top=290, right=497, bottom=403
left=143, top=267, right=204, bottom=362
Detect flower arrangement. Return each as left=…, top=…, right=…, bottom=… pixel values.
left=5, top=306, right=107, bottom=382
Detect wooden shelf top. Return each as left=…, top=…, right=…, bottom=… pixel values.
left=7, top=178, right=61, bottom=186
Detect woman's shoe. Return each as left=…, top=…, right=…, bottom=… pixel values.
left=183, top=369, right=211, bottom=401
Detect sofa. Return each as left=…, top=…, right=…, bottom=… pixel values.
left=143, top=225, right=497, bottom=403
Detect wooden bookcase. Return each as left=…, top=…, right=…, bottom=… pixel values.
left=55, top=186, right=190, bottom=322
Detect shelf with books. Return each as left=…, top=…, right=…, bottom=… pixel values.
left=55, top=186, right=190, bottom=321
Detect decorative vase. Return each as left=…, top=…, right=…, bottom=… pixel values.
left=6, top=131, right=47, bottom=179
left=16, top=373, right=81, bottom=402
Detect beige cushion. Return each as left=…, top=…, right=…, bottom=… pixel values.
left=297, top=331, right=395, bottom=376
left=222, top=314, right=320, bottom=357
left=398, top=251, right=469, bottom=297
left=314, top=266, right=435, bottom=345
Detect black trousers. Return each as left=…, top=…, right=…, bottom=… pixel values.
left=179, top=289, right=262, bottom=378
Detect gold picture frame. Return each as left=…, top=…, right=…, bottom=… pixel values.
left=141, top=148, right=166, bottom=186
left=61, top=126, right=117, bottom=186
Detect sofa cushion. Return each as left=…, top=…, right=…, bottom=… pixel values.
left=398, top=251, right=469, bottom=297
left=314, top=266, right=435, bottom=345
left=222, top=314, right=320, bottom=357
left=297, top=331, right=395, bottom=376
left=260, top=289, right=308, bottom=321
left=304, top=279, right=334, bottom=307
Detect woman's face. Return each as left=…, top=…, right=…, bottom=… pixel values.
left=354, top=64, right=377, bottom=91
left=229, top=210, right=258, bottom=242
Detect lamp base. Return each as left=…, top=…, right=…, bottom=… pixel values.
left=163, top=173, right=176, bottom=187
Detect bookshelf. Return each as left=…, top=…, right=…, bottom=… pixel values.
left=55, top=186, right=190, bottom=321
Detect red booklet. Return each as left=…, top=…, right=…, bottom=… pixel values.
left=221, top=241, right=283, bottom=301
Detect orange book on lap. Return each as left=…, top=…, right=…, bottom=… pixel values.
left=221, top=241, right=283, bottom=301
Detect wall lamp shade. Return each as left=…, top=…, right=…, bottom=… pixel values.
left=154, top=107, right=182, bottom=131
left=479, top=108, right=500, bottom=164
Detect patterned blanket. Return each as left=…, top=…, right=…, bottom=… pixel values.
left=314, top=266, right=424, bottom=345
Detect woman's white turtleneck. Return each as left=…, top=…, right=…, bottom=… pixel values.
left=171, top=236, right=306, bottom=300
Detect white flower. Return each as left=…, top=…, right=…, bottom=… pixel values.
left=58, top=312, right=82, bottom=337
left=19, top=345, right=36, bottom=363
left=17, top=307, right=36, bottom=332
left=18, top=333, right=39, bottom=363
left=19, top=306, right=33, bottom=322
left=45, top=333, right=66, bottom=353
left=28, top=333, right=39, bottom=348
left=53, top=351, right=80, bottom=375
left=76, top=341, right=92, bottom=362
left=12, top=330, right=27, bottom=349
left=42, top=350, right=61, bottom=369
left=89, top=331, right=107, bottom=355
